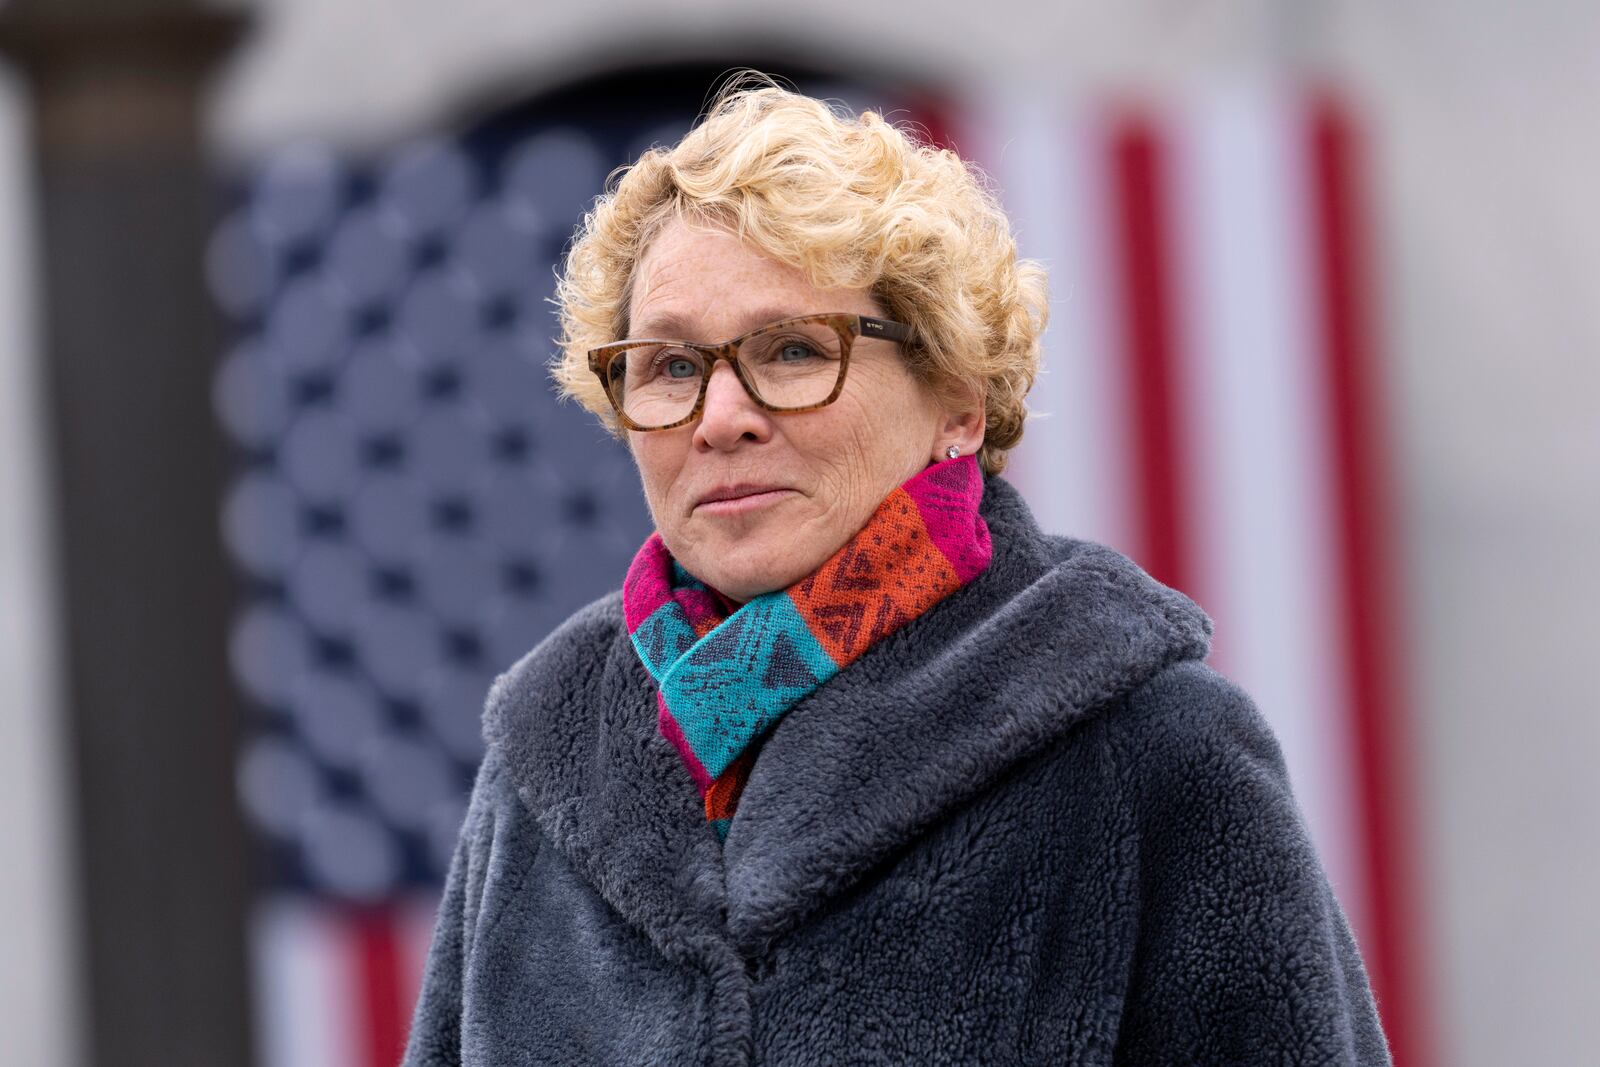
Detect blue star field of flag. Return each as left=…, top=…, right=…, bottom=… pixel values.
left=208, top=119, right=676, bottom=900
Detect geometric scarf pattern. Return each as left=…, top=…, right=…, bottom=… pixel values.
left=622, top=455, right=992, bottom=839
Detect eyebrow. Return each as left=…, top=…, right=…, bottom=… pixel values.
left=628, top=307, right=824, bottom=343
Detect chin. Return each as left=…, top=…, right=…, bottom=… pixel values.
left=694, top=542, right=813, bottom=602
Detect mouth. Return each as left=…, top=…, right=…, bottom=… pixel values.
left=692, top=484, right=797, bottom=514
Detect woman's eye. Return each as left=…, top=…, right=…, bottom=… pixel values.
left=779, top=342, right=818, bottom=362
left=663, top=356, right=698, bottom=379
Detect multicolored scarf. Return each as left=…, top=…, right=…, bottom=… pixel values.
left=622, top=456, right=992, bottom=839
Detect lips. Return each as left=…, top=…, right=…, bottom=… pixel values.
left=693, top=483, right=793, bottom=509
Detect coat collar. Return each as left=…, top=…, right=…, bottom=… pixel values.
left=483, top=476, right=1212, bottom=965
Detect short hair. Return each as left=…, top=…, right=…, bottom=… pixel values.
left=551, top=79, right=1048, bottom=476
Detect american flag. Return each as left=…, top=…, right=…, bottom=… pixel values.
left=212, top=75, right=1431, bottom=1067
left=956, top=83, right=1431, bottom=1067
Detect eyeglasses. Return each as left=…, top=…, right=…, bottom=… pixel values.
left=587, top=312, right=912, bottom=432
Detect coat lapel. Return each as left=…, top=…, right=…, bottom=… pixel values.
left=483, top=604, right=734, bottom=971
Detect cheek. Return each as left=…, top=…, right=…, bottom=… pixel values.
left=628, top=435, right=682, bottom=512
left=846, top=368, right=941, bottom=457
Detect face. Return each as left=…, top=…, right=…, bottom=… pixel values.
left=624, top=218, right=980, bottom=602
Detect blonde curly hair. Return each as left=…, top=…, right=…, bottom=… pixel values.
left=551, top=80, right=1048, bottom=476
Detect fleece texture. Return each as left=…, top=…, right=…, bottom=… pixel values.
left=624, top=455, right=992, bottom=837
left=401, top=475, right=1392, bottom=1067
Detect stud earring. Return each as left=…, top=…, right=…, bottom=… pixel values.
left=944, top=445, right=960, bottom=460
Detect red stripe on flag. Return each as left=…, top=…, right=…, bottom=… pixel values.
left=351, top=903, right=408, bottom=1067
left=1306, top=92, right=1434, bottom=1067
left=902, top=90, right=958, bottom=154
left=1109, top=114, right=1194, bottom=592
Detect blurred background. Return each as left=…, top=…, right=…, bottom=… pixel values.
left=1, top=1, right=1595, bottom=1065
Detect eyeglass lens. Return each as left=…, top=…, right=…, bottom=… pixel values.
left=608, top=320, right=846, bottom=428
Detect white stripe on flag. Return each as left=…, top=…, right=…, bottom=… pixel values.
left=957, top=93, right=1133, bottom=548
left=1167, top=82, right=1370, bottom=935
left=251, top=896, right=361, bottom=1067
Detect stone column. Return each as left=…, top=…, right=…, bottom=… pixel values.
left=0, top=4, right=255, bottom=1065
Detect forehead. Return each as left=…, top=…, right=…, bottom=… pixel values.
left=628, top=218, right=874, bottom=339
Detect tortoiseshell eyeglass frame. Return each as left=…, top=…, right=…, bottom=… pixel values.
left=587, top=312, right=913, bottom=432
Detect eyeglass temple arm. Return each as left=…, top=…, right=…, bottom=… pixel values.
left=858, top=315, right=912, bottom=343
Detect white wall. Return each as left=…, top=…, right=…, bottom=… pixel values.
left=207, top=0, right=1304, bottom=156
left=1333, top=5, right=1600, bottom=1062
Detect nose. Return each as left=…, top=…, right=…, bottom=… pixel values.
left=692, top=359, right=772, bottom=451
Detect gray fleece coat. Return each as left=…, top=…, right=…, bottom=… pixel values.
left=402, top=475, right=1391, bottom=1066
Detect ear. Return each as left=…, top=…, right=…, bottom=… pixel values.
left=933, top=379, right=986, bottom=463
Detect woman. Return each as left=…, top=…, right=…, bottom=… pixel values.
left=402, top=83, right=1391, bottom=1066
